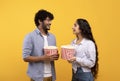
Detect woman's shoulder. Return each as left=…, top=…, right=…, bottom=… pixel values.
left=85, top=39, right=95, bottom=46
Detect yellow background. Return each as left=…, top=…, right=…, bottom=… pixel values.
left=0, top=0, right=120, bottom=81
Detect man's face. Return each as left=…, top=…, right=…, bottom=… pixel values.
left=42, top=17, right=52, bottom=30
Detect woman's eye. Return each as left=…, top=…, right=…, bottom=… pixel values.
left=74, top=24, right=76, bottom=27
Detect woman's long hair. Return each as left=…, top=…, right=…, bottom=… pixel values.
left=76, top=18, right=99, bottom=79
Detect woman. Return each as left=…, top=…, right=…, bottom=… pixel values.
left=68, top=18, right=98, bottom=81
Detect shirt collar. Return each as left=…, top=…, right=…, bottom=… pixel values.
left=73, top=38, right=86, bottom=45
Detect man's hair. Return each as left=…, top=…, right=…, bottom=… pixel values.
left=34, top=9, right=54, bottom=26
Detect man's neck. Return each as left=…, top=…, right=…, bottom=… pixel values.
left=38, top=26, right=47, bottom=35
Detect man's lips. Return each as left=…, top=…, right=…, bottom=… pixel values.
left=47, top=25, right=50, bottom=29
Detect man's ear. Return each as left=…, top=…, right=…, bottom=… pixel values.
left=38, top=20, right=42, bottom=25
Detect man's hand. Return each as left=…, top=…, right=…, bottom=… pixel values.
left=43, top=54, right=59, bottom=61
left=50, top=54, right=59, bottom=61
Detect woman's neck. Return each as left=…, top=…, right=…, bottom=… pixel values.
left=76, top=34, right=83, bottom=44
left=77, top=34, right=83, bottom=40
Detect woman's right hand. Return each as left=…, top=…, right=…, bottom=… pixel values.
left=67, top=57, right=76, bottom=63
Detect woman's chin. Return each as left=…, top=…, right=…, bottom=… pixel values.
left=73, top=32, right=76, bottom=34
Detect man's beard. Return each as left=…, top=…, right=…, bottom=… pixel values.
left=42, top=22, right=51, bottom=34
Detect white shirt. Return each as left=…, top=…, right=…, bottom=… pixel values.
left=71, top=38, right=96, bottom=73
left=42, top=35, right=52, bottom=77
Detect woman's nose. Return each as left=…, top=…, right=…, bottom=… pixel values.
left=72, top=27, right=74, bottom=29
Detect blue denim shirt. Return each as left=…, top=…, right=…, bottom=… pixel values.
left=22, top=28, right=56, bottom=81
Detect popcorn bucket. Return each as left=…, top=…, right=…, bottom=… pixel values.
left=61, top=45, right=75, bottom=60
left=44, top=46, right=58, bottom=56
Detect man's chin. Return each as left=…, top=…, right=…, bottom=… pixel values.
left=47, top=29, right=50, bottom=30
left=46, top=27, right=50, bottom=30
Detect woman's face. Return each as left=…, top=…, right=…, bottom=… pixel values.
left=72, top=21, right=81, bottom=35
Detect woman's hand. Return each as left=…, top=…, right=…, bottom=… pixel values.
left=67, top=57, right=76, bottom=63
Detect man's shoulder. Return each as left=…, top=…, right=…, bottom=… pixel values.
left=24, top=30, right=36, bottom=38
left=48, top=32, right=55, bottom=37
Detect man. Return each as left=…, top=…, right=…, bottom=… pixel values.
left=22, top=9, right=59, bottom=81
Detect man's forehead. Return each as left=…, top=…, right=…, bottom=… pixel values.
left=45, top=17, right=51, bottom=20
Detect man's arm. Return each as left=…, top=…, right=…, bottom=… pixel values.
left=23, top=54, right=59, bottom=62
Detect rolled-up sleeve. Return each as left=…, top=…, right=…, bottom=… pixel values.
left=22, top=34, right=33, bottom=59
left=76, top=41, right=96, bottom=68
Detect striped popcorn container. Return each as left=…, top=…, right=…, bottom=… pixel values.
left=61, top=45, right=75, bottom=60
left=44, top=46, right=58, bottom=56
